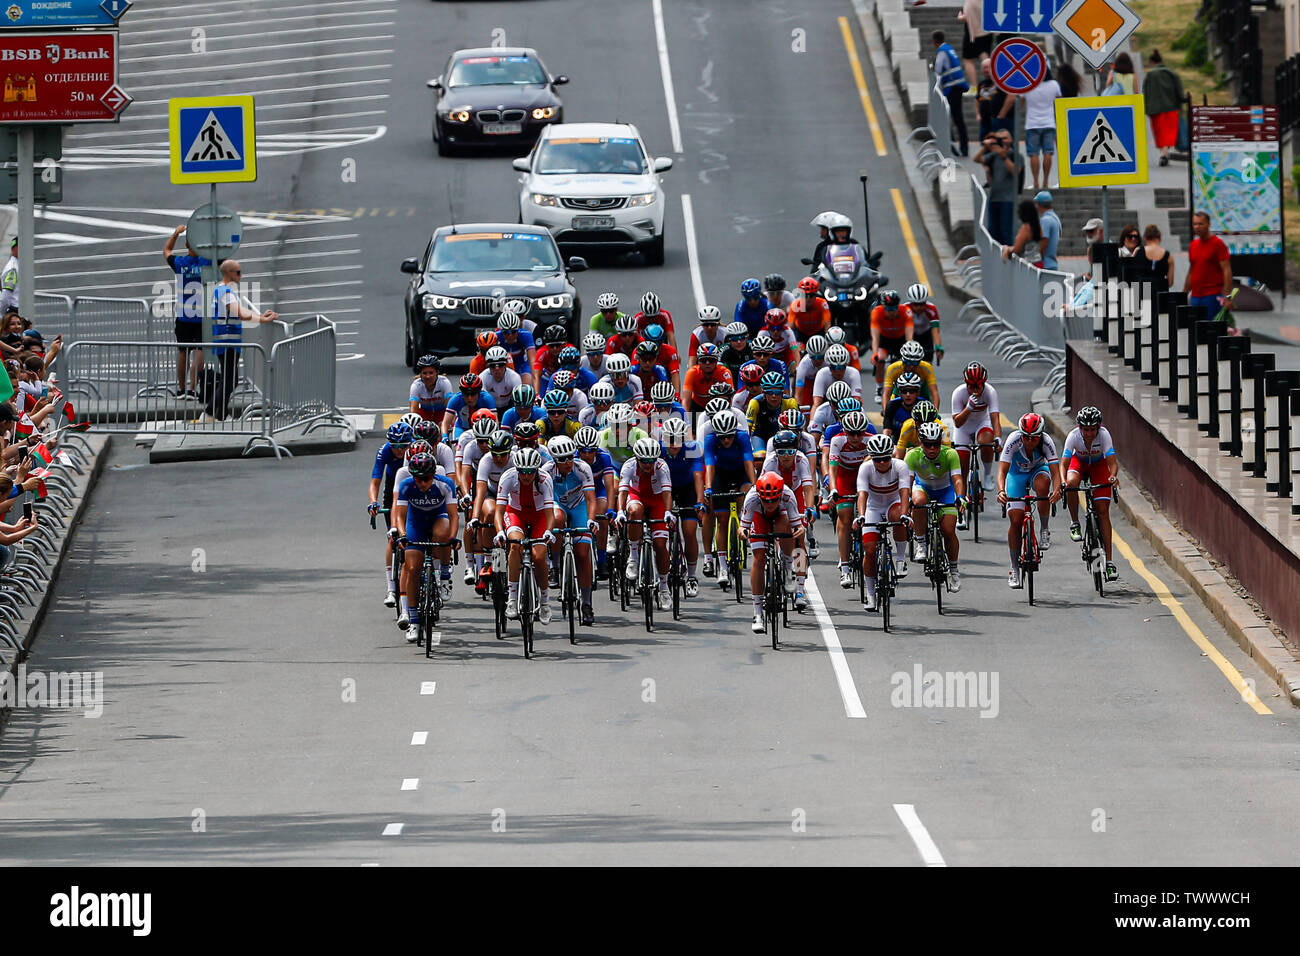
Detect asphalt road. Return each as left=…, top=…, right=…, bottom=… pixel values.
left=1, top=0, right=1297, bottom=866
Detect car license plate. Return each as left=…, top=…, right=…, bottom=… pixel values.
left=483, top=122, right=522, bottom=135
left=571, top=215, right=615, bottom=230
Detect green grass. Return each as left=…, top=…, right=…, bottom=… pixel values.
left=1130, top=0, right=1233, bottom=104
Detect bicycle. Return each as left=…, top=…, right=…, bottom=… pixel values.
left=832, top=492, right=864, bottom=604
left=609, top=517, right=629, bottom=610
left=959, top=440, right=999, bottom=543
left=752, top=531, right=795, bottom=649
left=553, top=527, right=585, bottom=646
left=1012, top=495, right=1052, bottom=606
left=869, top=519, right=907, bottom=632
left=370, top=508, right=402, bottom=622
left=1076, top=479, right=1115, bottom=596
left=627, top=517, right=668, bottom=634
left=404, top=538, right=459, bottom=657
left=668, top=506, right=696, bottom=621
left=921, top=499, right=952, bottom=614
left=513, top=535, right=549, bottom=659
left=488, top=542, right=509, bottom=640
left=711, top=491, right=747, bottom=603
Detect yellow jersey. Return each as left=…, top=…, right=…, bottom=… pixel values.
left=895, top=417, right=951, bottom=456
left=883, top=360, right=939, bottom=407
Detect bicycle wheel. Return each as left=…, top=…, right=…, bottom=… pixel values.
left=972, top=479, right=982, bottom=543
left=670, top=527, right=682, bottom=621
left=564, top=547, right=577, bottom=645
left=1026, top=564, right=1035, bottom=606
left=520, top=578, right=535, bottom=658
left=641, top=544, right=655, bottom=632
left=492, top=567, right=507, bottom=640
left=391, top=548, right=403, bottom=622
left=768, top=561, right=781, bottom=650
left=1087, top=512, right=1104, bottom=596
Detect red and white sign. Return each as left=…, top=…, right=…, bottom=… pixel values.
left=0, top=31, right=131, bottom=124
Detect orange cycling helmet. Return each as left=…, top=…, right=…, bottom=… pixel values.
left=470, top=407, right=497, bottom=424
left=797, top=277, right=819, bottom=295
left=756, top=472, right=785, bottom=501
left=475, top=330, right=498, bottom=352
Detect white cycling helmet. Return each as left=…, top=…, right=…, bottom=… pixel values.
left=650, top=381, right=676, bottom=403
left=866, top=433, right=895, bottom=457
left=725, top=320, right=748, bottom=339
left=471, top=416, right=497, bottom=440
left=607, top=403, right=635, bottom=426
left=640, top=292, right=661, bottom=316
left=825, top=380, right=853, bottom=404
left=583, top=331, right=607, bottom=352
left=589, top=381, right=616, bottom=403
left=825, top=344, right=850, bottom=368
left=906, top=283, right=929, bottom=304
left=661, top=417, right=689, bottom=443
left=485, top=345, right=509, bottom=365
left=596, top=291, right=620, bottom=311
left=497, top=311, right=521, bottom=331
left=917, top=421, right=945, bottom=444
left=633, top=437, right=662, bottom=461
left=899, top=340, right=926, bottom=364
left=704, top=397, right=731, bottom=417
left=805, top=334, right=829, bottom=359
left=400, top=412, right=423, bottom=429
left=547, top=435, right=576, bottom=460
left=512, top=447, right=543, bottom=470
left=711, top=409, right=740, bottom=435
left=825, top=326, right=847, bottom=345
left=698, top=304, right=722, bottom=323
left=614, top=314, right=638, bottom=335
left=606, top=353, right=632, bottom=374
left=574, top=425, right=600, bottom=448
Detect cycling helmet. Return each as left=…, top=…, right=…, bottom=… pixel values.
left=1076, top=405, right=1103, bottom=427
left=541, top=323, right=567, bottom=345
left=764, top=308, right=787, bottom=329
left=1019, top=412, right=1045, bottom=437
left=633, top=437, right=662, bottom=462
left=606, top=353, right=632, bottom=375
left=575, top=425, right=600, bottom=450
left=642, top=323, right=666, bottom=344
left=696, top=342, right=721, bottom=360
left=756, top=472, right=785, bottom=500
left=711, top=409, right=740, bottom=435
left=386, top=422, right=414, bottom=446
left=805, top=335, right=829, bottom=359
left=751, top=334, right=775, bottom=355
left=704, top=397, right=731, bottom=417
left=896, top=371, right=923, bottom=392
left=596, top=291, right=620, bottom=311
left=917, top=421, right=946, bottom=444
left=650, top=381, right=676, bottom=404
left=764, top=273, right=787, bottom=293
left=548, top=371, right=574, bottom=393
left=707, top=382, right=734, bottom=399
left=661, top=417, right=689, bottom=443
left=475, top=330, right=498, bottom=352
left=906, top=283, right=929, bottom=304
left=634, top=399, right=655, bottom=419
left=614, top=314, right=639, bottom=336
left=485, top=345, right=509, bottom=366
left=511, top=384, right=536, bottom=407
left=557, top=346, right=581, bottom=367
left=879, top=290, right=901, bottom=310
left=470, top=407, right=497, bottom=424
left=488, top=430, right=514, bottom=455
left=899, top=340, right=925, bottom=364
left=797, top=276, right=820, bottom=295
left=607, top=403, right=636, bottom=426
left=406, top=439, right=433, bottom=461
left=964, top=362, right=988, bottom=386
left=866, top=433, right=895, bottom=458
left=513, top=421, right=541, bottom=444
left=841, top=410, right=870, bottom=434
left=725, top=321, right=749, bottom=341
left=459, top=372, right=482, bottom=392
left=407, top=452, right=437, bottom=478
left=513, top=447, right=543, bottom=471
left=640, top=292, right=661, bottom=316
left=740, top=278, right=762, bottom=299
left=542, top=390, right=569, bottom=411
left=826, top=344, right=850, bottom=368
left=911, top=400, right=937, bottom=424
left=414, top=420, right=441, bottom=444
left=698, top=304, right=722, bottom=324
left=471, top=416, right=497, bottom=440
left=825, top=326, right=847, bottom=345
left=739, top=363, right=763, bottom=385
left=825, top=380, right=853, bottom=404
left=635, top=341, right=659, bottom=359
left=778, top=409, right=806, bottom=431
left=548, top=435, right=576, bottom=460
left=400, top=412, right=423, bottom=430
left=496, top=311, right=521, bottom=332
left=589, top=381, right=616, bottom=403
left=835, top=397, right=863, bottom=417
left=583, top=331, right=607, bottom=353
left=415, top=353, right=440, bottom=372
left=772, top=429, right=799, bottom=452
left=760, top=371, right=786, bottom=393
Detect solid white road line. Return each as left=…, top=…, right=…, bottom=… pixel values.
left=651, top=0, right=684, bottom=154
left=680, top=194, right=706, bottom=310
left=410, top=732, right=428, bottom=746
left=401, top=778, right=419, bottom=791
left=803, top=569, right=866, bottom=719
left=381, top=823, right=404, bottom=836
left=420, top=681, right=437, bottom=696
left=893, top=804, right=947, bottom=866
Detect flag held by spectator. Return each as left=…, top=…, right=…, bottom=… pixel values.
left=14, top=414, right=33, bottom=439
left=28, top=467, right=49, bottom=501
left=30, top=442, right=52, bottom=470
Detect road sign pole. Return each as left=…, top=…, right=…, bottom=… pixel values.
left=16, top=127, right=33, bottom=321
left=1101, top=185, right=1109, bottom=241
left=205, top=183, right=218, bottom=343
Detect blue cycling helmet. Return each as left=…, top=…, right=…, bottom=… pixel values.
left=642, top=323, right=666, bottom=344
left=542, top=390, right=569, bottom=411
left=772, top=429, right=799, bottom=452
left=835, top=397, right=863, bottom=417
left=740, top=278, right=762, bottom=299
left=557, top=345, right=581, bottom=367
left=386, top=422, right=414, bottom=445
left=760, top=370, right=786, bottom=393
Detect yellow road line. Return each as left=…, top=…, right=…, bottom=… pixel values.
left=382, top=412, right=403, bottom=428
left=1113, top=531, right=1272, bottom=714
left=838, top=16, right=887, bottom=157
left=890, top=188, right=931, bottom=290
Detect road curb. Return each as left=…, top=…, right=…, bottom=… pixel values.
left=1035, top=404, right=1300, bottom=709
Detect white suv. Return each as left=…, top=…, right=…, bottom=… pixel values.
left=514, top=122, right=672, bottom=265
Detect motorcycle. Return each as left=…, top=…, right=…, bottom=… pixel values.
left=800, top=244, right=886, bottom=346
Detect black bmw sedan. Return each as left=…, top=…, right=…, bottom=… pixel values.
left=429, top=48, right=568, bottom=156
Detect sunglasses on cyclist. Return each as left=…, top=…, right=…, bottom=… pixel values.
left=900, top=387, right=921, bottom=394
left=517, top=468, right=538, bottom=476
left=871, top=455, right=892, bottom=462
left=921, top=440, right=941, bottom=448
left=578, top=446, right=597, bottom=454
left=776, top=448, right=796, bottom=456
left=698, top=358, right=717, bottom=364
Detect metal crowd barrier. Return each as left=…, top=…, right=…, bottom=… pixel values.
left=72, top=296, right=154, bottom=343
left=905, top=69, right=956, bottom=184
left=267, top=322, right=348, bottom=437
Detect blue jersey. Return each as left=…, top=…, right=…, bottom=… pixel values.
left=396, top=473, right=456, bottom=517
left=753, top=358, right=789, bottom=389
left=445, top=391, right=497, bottom=432
left=540, top=365, right=597, bottom=394
left=584, top=449, right=617, bottom=488
left=734, top=297, right=773, bottom=336
left=371, top=442, right=405, bottom=484
left=654, top=401, right=688, bottom=422
left=499, top=329, right=535, bottom=370
left=664, top=439, right=704, bottom=486
left=500, top=405, right=546, bottom=431
left=612, top=381, right=640, bottom=404
left=703, top=431, right=754, bottom=471
left=631, top=362, right=669, bottom=385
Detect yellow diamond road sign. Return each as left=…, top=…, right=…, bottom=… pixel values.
left=168, top=95, right=257, bottom=185
left=1050, top=0, right=1141, bottom=71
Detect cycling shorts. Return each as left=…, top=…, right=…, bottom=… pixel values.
left=556, top=501, right=592, bottom=541
left=710, top=468, right=749, bottom=514
left=913, top=482, right=958, bottom=517
left=671, top=482, right=700, bottom=520
left=1005, top=465, right=1052, bottom=508
left=875, top=336, right=906, bottom=362
left=833, top=468, right=859, bottom=510
left=952, top=420, right=997, bottom=447
left=860, top=500, right=905, bottom=542
left=627, top=494, right=668, bottom=524
left=404, top=509, right=448, bottom=551
left=749, top=509, right=790, bottom=550
left=1067, top=457, right=1112, bottom=498
left=914, top=329, right=935, bottom=363
left=505, top=508, right=548, bottom=540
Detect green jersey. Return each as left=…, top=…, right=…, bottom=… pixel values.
left=905, top=445, right=961, bottom=491
left=589, top=310, right=626, bottom=340
left=598, top=425, right=649, bottom=470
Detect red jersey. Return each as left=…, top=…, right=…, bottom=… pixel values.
left=633, top=309, right=676, bottom=339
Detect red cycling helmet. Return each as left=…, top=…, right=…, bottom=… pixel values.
left=470, top=407, right=497, bottom=424
left=634, top=399, right=655, bottom=419
left=797, top=276, right=820, bottom=295
left=756, top=472, right=785, bottom=501
left=739, top=363, right=763, bottom=385
left=963, top=362, right=988, bottom=386
left=1019, top=412, right=1045, bottom=437
left=764, top=308, right=788, bottom=328
left=460, top=372, right=482, bottom=391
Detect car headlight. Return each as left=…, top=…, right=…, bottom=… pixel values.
left=535, top=293, right=572, bottom=310
left=625, top=192, right=657, bottom=207
left=854, top=286, right=871, bottom=301
left=445, top=109, right=471, bottom=124
left=422, top=294, right=460, bottom=311
left=531, top=107, right=556, bottom=120
left=531, top=193, right=559, bottom=206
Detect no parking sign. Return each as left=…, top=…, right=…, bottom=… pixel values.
left=990, top=38, right=1047, bottom=96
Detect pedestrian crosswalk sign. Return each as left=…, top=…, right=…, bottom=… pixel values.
left=1055, top=94, right=1147, bottom=187
left=169, top=95, right=257, bottom=184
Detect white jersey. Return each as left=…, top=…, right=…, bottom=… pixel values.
left=690, top=324, right=725, bottom=350
left=794, top=355, right=822, bottom=399
left=542, top=458, right=595, bottom=510
left=495, top=467, right=555, bottom=511
left=732, top=388, right=762, bottom=412
left=597, top=373, right=644, bottom=402
left=1062, top=426, right=1115, bottom=465
left=476, top=452, right=511, bottom=495
left=828, top=432, right=872, bottom=471
left=579, top=404, right=607, bottom=428
left=580, top=353, right=608, bottom=380
left=768, top=327, right=798, bottom=356
left=455, top=429, right=480, bottom=465
left=483, top=368, right=523, bottom=407
left=808, top=401, right=836, bottom=436
left=394, top=460, right=451, bottom=487
left=761, top=450, right=815, bottom=490
left=460, top=437, right=488, bottom=477
left=409, top=375, right=453, bottom=417
left=813, top=365, right=862, bottom=400
left=798, top=431, right=818, bottom=457
left=432, top=442, right=456, bottom=479
left=617, top=457, right=672, bottom=496
left=562, top=388, right=589, bottom=419
left=740, top=485, right=802, bottom=530
left=856, top=457, right=912, bottom=505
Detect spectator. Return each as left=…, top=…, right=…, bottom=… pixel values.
left=162, top=224, right=212, bottom=400
left=1140, top=224, right=1175, bottom=294
left=975, top=128, right=1022, bottom=245
left=1001, top=199, right=1043, bottom=264
left=990, top=60, right=1018, bottom=135
left=976, top=66, right=997, bottom=143
left=932, top=31, right=970, bottom=156
left=206, top=259, right=279, bottom=422
left=0, top=311, right=25, bottom=359
left=1142, top=50, right=1185, bottom=167
left=1033, top=191, right=1062, bottom=270
left=1183, top=211, right=1232, bottom=319
left=1080, top=218, right=1105, bottom=281
left=1, top=238, right=18, bottom=316
left=1103, top=53, right=1135, bottom=95
left=1056, top=62, right=1082, bottom=99
left=1117, top=224, right=1144, bottom=259
left=957, top=0, right=992, bottom=90
left=1015, top=67, right=1061, bottom=192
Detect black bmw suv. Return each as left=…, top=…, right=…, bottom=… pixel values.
left=429, top=48, right=567, bottom=156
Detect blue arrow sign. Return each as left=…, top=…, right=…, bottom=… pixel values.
left=983, top=0, right=1064, bottom=33
left=0, top=0, right=132, bottom=27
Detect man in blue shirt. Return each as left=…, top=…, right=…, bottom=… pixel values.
left=207, top=259, right=278, bottom=420
left=163, top=224, right=212, bottom=399
left=1034, top=191, right=1062, bottom=270
left=932, top=30, right=969, bottom=156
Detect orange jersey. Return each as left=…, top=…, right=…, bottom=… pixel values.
left=469, top=353, right=515, bottom=375
left=870, top=305, right=910, bottom=339
left=682, top=363, right=734, bottom=411
left=788, top=297, right=831, bottom=337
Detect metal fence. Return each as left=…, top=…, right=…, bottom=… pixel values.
left=267, top=321, right=348, bottom=437
left=905, top=68, right=956, bottom=185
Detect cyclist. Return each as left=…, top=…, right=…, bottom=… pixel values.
left=828, top=409, right=874, bottom=588
left=576, top=425, right=618, bottom=579
left=616, top=436, right=677, bottom=609
left=749, top=334, right=790, bottom=394
left=600, top=353, right=643, bottom=404
left=495, top=446, right=556, bottom=623
left=648, top=380, right=687, bottom=431
left=808, top=379, right=854, bottom=441
left=580, top=380, right=616, bottom=428
left=413, top=419, right=456, bottom=479
left=500, top=383, right=544, bottom=431
left=456, top=415, right=497, bottom=591
left=868, top=289, right=914, bottom=402
left=605, top=314, right=642, bottom=359
left=545, top=368, right=589, bottom=420
left=702, top=409, right=756, bottom=587
left=598, top=402, right=650, bottom=471
left=788, top=277, right=831, bottom=345
left=734, top=278, right=773, bottom=336
left=903, top=283, right=943, bottom=365
left=882, top=340, right=940, bottom=408
left=368, top=421, right=413, bottom=607
left=762, top=429, right=815, bottom=603
left=794, top=334, right=829, bottom=411
left=391, top=451, right=459, bottom=636
left=469, top=330, right=515, bottom=376
left=779, top=408, right=818, bottom=459
left=683, top=343, right=733, bottom=414
left=905, top=420, right=965, bottom=592
left=532, top=325, right=571, bottom=386
left=1062, top=405, right=1120, bottom=583
left=825, top=326, right=862, bottom=371
left=581, top=331, right=610, bottom=380
left=882, top=371, right=925, bottom=436
left=442, top=372, right=496, bottom=439
left=511, top=419, right=552, bottom=465
left=542, top=436, right=599, bottom=626
left=853, top=433, right=913, bottom=611
left=894, top=400, right=950, bottom=459
left=550, top=346, right=598, bottom=394
left=746, top=371, right=799, bottom=459
left=720, top=321, right=755, bottom=384
left=629, top=340, right=670, bottom=398
left=540, top=389, right=582, bottom=442
left=408, top=354, right=452, bottom=422
left=661, top=417, right=706, bottom=597
left=633, top=291, right=676, bottom=339
left=688, top=305, right=726, bottom=357
left=763, top=308, right=799, bottom=365
left=482, top=346, right=523, bottom=407
left=818, top=397, right=873, bottom=486
left=589, top=291, right=625, bottom=338
left=640, top=323, right=682, bottom=393
left=697, top=396, right=751, bottom=446
left=951, top=362, right=1002, bottom=494
left=471, top=429, right=515, bottom=588
left=810, top=344, right=862, bottom=416
left=765, top=272, right=795, bottom=311
left=495, top=311, right=537, bottom=387
left=741, top=472, right=803, bottom=633
left=997, top=412, right=1062, bottom=589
